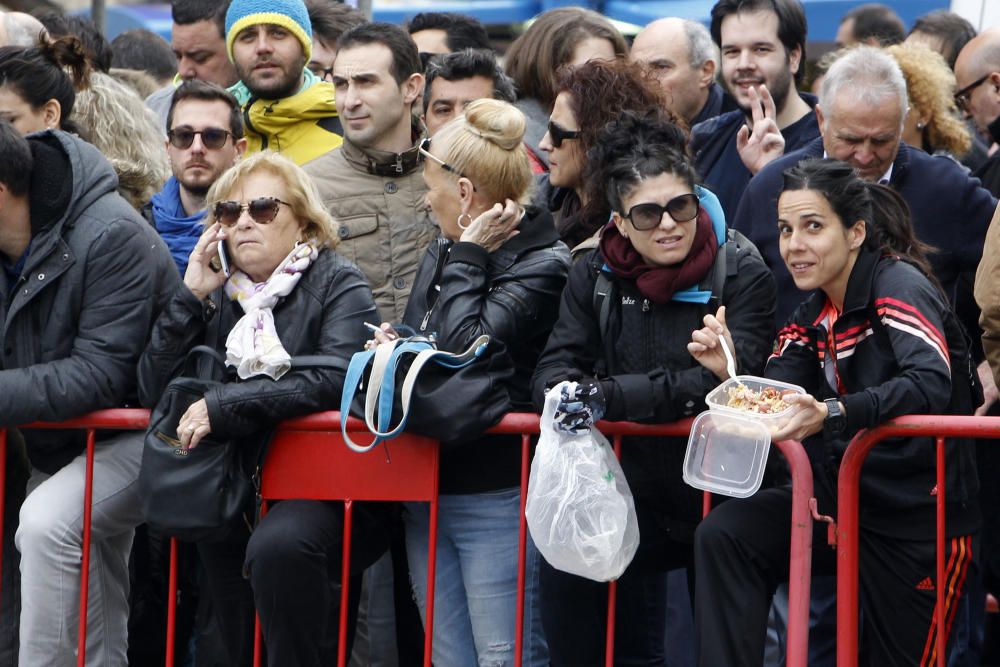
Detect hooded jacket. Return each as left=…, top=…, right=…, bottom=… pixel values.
left=404, top=207, right=570, bottom=494
left=769, top=246, right=980, bottom=539
left=531, top=190, right=776, bottom=539
left=306, top=130, right=437, bottom=322
left=241, top=80, right=343, bottom=166
left=0, top=130, right=178, bottom=473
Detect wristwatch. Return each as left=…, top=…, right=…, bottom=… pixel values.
left=823, top=398, right=846, bottom=437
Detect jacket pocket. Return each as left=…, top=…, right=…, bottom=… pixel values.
left=333, top=215, right=379, bottom=264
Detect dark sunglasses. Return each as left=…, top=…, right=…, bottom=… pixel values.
left=167, top=127, right=233, bottom=150
left=954, top=73, right=993, bottom=112
left=308, top=64, right=335, bottom=82
left=625, top=193, right=699, bottom=231
left=547, top=121, right=581, bottom=148
left=213, top=197, right=291, bottom=227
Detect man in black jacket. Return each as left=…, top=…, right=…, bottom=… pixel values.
left=690, top=0, right=819, bottom=218
left=0, top=123, right=177, bottom=665
left=955, top=28, right=1000, bottom=197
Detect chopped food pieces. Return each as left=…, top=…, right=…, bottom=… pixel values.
left=725, top=385, right=789, bottom=414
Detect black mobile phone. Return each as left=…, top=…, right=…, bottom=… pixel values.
left=217, top=240, right=231, bottom=277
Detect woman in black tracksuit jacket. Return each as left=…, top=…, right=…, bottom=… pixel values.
left=689, top=158, right=981, bottom=667
left=529, top=112, right=776, bottom=664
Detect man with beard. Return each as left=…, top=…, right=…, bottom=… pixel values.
left=145, top=80, right=247, bottom=275
left=306, top=22, right=435, bottom=323
left=225, top=0, right=343, bottom=166
left=691, top=0, right=819, bottom=218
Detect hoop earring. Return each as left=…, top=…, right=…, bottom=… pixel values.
left=457, top=213, right=473, bottom=229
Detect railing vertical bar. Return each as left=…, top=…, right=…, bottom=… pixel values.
left=337, top=500, right=353, bottom=667
left=253, top=501, right=268, bottom=667
left=423, top=451, right=440, bottom=667
left=76, top=429, right=97, bottom=667
left=165, top=537, right=178, bottom=667
left=774, top=439, right=814, bottom=667
left=514, top=433, right=530, bottom=667
left=702, top=490, right=711, bottom=518
left=936, top=437, right=946, bottom=667
left=604, top=434, right=625, bottom=666
left=0, top=429, right=8, bottom=610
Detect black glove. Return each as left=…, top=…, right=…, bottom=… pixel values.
left=553, top=380, right=606, bottom=434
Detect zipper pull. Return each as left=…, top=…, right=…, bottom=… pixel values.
left=642, top=299, right=650, bottom=312
left=420, top=309, right=432, bottom=331
left=395, top=154, right=404, bottom=173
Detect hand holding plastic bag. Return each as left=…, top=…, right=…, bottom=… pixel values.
left=525, top=381, right=640, bottom=582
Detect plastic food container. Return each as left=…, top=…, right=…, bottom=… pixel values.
left=682, top=376, right=806, bottom=498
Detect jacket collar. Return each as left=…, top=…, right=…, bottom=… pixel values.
left=841, top=244, right=880, bottom=315
left=244, top=81, right=338, bottom=132
left=342, top=119, right=424, bottom=176
left=500, top=206, right=560, bottom=256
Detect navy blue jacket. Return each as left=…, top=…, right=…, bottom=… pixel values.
left=690, top=82, right=739, bottom=127
left=732, top=137, right=998, bottom=331
left=690, top=93, right=820, bottom=219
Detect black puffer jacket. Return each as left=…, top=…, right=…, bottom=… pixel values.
left=0, top=130, right=177, bottom=474
left=138, top=249, right=377, bottom=436
left=531, top=230, right=776, bottom=540
left=404, top=206, right=570, bottom=493
left=767, top=247, right=980, bottom=540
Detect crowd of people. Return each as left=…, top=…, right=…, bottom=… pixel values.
left=0, top=0, right=999, bottom=665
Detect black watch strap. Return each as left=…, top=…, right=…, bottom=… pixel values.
left=823, top=398, right=846, bottom=436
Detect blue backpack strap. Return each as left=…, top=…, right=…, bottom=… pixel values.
left=340, top=347, right=382, bottom=452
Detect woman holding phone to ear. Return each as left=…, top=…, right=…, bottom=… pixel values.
left=530, top=111, right=775, bottom=665
left=688, top=158, right=980, bottom=667
left=139, top=151, right=389, bottom=667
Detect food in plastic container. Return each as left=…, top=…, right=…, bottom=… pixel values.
left=705, top=375, right=805, bottom=434
left=725, top=384, right=789, bottom=414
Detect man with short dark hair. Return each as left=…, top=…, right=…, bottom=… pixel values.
left=224, top=0, right=343, bottom=165
left=305, top=0, right=366, bottom=81
left=423, top=48, right=515, bottom=136
left=307, top=21, right=434, bottom=322
left=145, top=80, right=247, bottom=275
left=111, top=29, right=178, bottom=86
left=407, top=12, right=491, bottom=58
left=691, top=0, right=819, bottom=219
left=145, top=0, right=239, bottom=128
left=0, top=120, right=177, bottom=666
left=836, top=2, right=906, bottom=47
left=907, top=9, right=977, bottom=70
left=631, top=17, right=737, bottom=126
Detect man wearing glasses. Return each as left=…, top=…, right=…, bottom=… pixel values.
left=955, top=28, right=1000, bottom=196
left=145, top=80, right=247, bottom=276
left=306, top=22, right=435, bottom=323
left=224, top=0, right=343, bottom=166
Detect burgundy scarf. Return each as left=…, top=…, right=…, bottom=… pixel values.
left=599, top=207, right=719, bottom=304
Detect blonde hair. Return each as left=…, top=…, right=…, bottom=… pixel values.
left=887, top=43, right=971, bottom=157
left=70, top=72, right=169, bottom=210
left=205, top=151, right=337, bottom=249
left=434, top=98, right=534, bottom=205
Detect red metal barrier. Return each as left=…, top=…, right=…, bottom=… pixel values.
left=836, top=415, right=1000, bottom=667
left=0, top=409, right=815, bottom=667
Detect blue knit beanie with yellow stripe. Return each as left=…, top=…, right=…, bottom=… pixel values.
left=225, top=0, right=313, bottom=62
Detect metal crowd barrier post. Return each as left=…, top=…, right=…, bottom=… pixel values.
left=836, top=415, right=1000, bottom=667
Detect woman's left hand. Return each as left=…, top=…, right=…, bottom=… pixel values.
left=177, top=398, right=213, bottom=450
left=771, top=393, right=831, bottom=442
left=459, top=199, right=522, bottom=252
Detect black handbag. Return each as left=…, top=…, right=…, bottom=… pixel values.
left=139, top=346, right=263, bottom=542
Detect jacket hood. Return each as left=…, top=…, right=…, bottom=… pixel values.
left=27, top=130, right=119, bottom=235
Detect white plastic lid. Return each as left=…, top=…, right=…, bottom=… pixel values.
left=682, top=410, right=772, bottom=498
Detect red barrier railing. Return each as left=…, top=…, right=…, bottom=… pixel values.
left=836, top=415, right=1000, bottom=667
left=0, top=410, right=816, bottom=667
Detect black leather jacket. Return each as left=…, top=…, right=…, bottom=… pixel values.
left=138, top=249, right=377, bottom=438
left=403, top=206, right=570, bottom=493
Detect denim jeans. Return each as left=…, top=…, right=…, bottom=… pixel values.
left=404, top=488, right=548, bottom=667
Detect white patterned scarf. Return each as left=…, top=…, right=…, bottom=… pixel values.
left=223, top=241, right=319, bottom=380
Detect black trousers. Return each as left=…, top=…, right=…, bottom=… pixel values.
left=694, top=485, right=977, bottom=667
left=245, top=499, right=390, bottom=667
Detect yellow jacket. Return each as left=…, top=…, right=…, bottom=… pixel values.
left=242, top=81, right=343, bottom=166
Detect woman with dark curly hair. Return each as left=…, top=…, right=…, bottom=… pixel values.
left=531, top=111, right=776, bottom=665
left=537, top=58, right=686, bottom=254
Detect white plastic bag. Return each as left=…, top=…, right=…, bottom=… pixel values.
left=525, top=381, right=640, bottom=582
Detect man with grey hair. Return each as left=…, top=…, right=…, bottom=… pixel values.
left=422, top=48, right=516, bottom=136
left=631, top=17, right=737, bottom=126
left=733, top=45, right=996, bottom=330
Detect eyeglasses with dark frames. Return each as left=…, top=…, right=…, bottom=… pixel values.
left=624, top=193, right=700, bottom=231
left=308, top=64, right=335, bottom=82
left=167, top=127, right=234, bottom=150
left=954, top=73, right=993, bottom=112
left=546, top=120, right=581, bottom=148
left=213, top=197, right=291, bottom=227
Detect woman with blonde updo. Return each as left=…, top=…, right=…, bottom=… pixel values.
left=887, top=42, right=972, bottom=160
left=369, top=99, right=571, bottom=665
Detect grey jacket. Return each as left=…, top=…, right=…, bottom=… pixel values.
left=305, top=134, right=438, bottom=323
left=0, top=130, right=178, bottom=473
